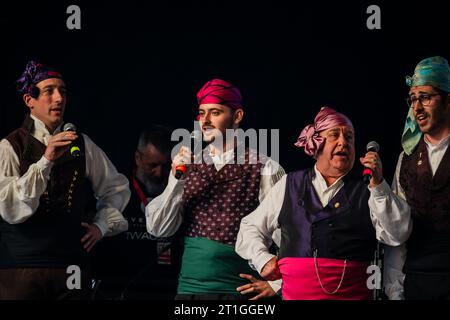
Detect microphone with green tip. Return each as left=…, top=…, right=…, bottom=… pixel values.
left=63, top=122, right=81, bottom=157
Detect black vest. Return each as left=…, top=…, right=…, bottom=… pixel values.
left=0, top=116, right=89, bottom=268
left=278, top=169, right=377, bottom=261
left=400, top=137, right=450, bottom=274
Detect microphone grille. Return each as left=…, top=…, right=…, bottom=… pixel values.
left=366, top=141, right=380, bottom=152
left=63, top=123, right=77, bottom=132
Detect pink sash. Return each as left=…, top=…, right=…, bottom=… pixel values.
left=278, top=257, right=372, bottom=300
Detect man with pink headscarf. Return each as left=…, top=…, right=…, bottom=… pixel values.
left=236, top=106, right=411, bottom=300
left=146, top=79, right=285, bottom=300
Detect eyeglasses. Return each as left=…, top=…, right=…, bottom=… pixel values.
left=406, top=93, right=440, bottom=108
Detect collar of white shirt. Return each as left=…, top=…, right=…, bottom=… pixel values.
left=208, top=144, right=238, bottom=171
left=30, top=114, right=63, bottom=145
left=313, top=165, right=346, bottom=191
left=312, top=164, right=347, bottom=207
left=424, top=133, right=450, bottom=151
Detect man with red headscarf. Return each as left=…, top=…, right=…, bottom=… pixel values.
left=146, top=79, right=285, bottom=299
left=236, top=106, right=412, bottom=300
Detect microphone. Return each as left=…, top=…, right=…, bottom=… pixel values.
left=174, top=165, right=187, bottom=179
left=362, top=141, right=380, bottom=184
left=174, top=130, right=202, bottom=179
left=63, top=123, right=81, bottom=157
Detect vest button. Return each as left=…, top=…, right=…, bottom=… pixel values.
left=328, top=223, right=333, bottom=227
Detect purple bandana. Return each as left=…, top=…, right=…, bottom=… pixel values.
left=16, top=60, right=63, bottom=96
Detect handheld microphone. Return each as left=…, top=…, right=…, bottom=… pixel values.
left=174, top=165, right=187, bottom=179
left=63, top=123, right=81, bottom=157
left=174, top=130, right=202, bottom=179
left=362, top=141, right=380, bottom=184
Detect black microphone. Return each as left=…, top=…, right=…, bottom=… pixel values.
left=362, top=141, right=380, bottom=184
left=63, top=123, right=81, bottom=157
left=175, top=130, right=202, bottom=179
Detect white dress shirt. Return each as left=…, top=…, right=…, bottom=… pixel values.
left=0, top=115, right=130, bottom=237
left=145, top=145, right=285, bottom=292
left=384, top=134, right=450, bottom=300
left=235, top=164, right=412, bottom=275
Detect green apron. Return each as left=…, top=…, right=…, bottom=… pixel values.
left=177, top=237, right=261, bottom=294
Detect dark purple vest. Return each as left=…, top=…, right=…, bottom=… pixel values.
left=0, top=116, right=89, bottom=268
left=278, top=169, right=377, bottom=261
left=399, top=137, right=450, bottom=273
left=181, top=148, right=263, bottom=245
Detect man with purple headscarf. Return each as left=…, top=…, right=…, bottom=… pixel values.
left=236, top=106, right=411, bottom=300
left=146, top=78, right=285, bottom=300
left=0, top=61, right=130, bottom=299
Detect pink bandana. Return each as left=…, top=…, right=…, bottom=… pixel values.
left=295, top=106, right=353, bottom=157
left=196, top=79, right=243, bottom=110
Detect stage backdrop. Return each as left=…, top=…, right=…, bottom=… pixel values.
left=1, top=0, right=449, bottom=180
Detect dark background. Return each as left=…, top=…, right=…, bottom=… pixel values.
left=1, top=0, right=449, bottom=181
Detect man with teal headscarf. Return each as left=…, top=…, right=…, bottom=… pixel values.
left=384, top=56, right=450, bottom=300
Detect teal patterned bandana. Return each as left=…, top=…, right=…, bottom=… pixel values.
left=401, top=108, right=422, bottom=156
left=402, top=56, right=450, bottom=155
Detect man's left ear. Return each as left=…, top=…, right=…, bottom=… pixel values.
left=23, top=94, right=35, bottom=110
left=234, top=109, right=244, bottom=125
left=134, top=151, right=141, bottom=166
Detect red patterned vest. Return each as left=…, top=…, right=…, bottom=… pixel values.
left=182, top=148, right=264, bottom=245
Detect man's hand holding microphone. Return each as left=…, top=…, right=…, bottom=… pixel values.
left=172, top=146, right=193, bottom=179
left=44, top=131, right=78, bottom=162
left=359, top=141, right=383, bottom=188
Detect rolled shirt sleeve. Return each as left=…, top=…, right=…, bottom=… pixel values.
left=146, top=172, right=186, bottom=238
left=236, top=175, right=287, bottom=274
left=0, top=139, right=54, bottom=224
left=83, top=134, right=130, bottom=237
left=368, top=178, right=412, bottom=246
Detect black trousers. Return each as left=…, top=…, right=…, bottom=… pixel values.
left=0, top=267, right=92, bottom=300
left=404, top=273, right=450, bottom=300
